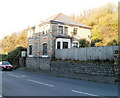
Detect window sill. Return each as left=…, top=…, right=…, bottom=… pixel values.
left=42, top=55, right=48, bottom=57
left=28, top=55, right=33, bottom=57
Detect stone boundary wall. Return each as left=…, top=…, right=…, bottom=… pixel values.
left=50, top=60, right=117, bottom=76
left=26, top=57, right=50, bottom=70
left=25, top=58, right=118, bottom=76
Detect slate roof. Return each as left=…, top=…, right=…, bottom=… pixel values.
left=40, top=13, right=92, bottom=29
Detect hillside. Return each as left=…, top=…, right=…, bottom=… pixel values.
left=74, top=2, right=118, bottom=46
left=0, top=29, right=27, bottom=54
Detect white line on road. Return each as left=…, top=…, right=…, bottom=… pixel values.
left=8, top=74, right=20, bottom=78
left=27, top=79, right=55, bottom=87
left=21, top=75, right=26, bottom=77
left=72, top=90, right=106, bottom=98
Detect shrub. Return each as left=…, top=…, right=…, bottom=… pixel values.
left=79, top=39, right=90, bottom=47
left=5, top=46, right=27, bottom=66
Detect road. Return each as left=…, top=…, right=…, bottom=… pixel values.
left=1, top=70, right=119, bottom=97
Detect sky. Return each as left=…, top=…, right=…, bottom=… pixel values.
left=0, top=0, right=119, bottom=39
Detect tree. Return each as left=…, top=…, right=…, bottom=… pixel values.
left=73, top=2, right=118, bottom=46
left=0, top=29, right=28, bottom=54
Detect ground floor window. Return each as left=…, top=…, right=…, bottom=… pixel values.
left=29, top=45, right=32, bottom=55
left=43, top=43, right=47, bottom=55
left=56, top=38, right=71, bottom=49
left=72, top=41, right=79, bottom=48
left=63, top=42, right=68, bottom=49
left=57, top=41, right=60, bottom=49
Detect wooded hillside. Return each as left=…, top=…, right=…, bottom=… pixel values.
left=0, top=2, right=118, bottom=54
left=0, top=29, right=27, bottom=54
left=73, top=3, right=118, bottom=46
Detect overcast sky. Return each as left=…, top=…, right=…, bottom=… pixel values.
left=0, top=0, right=119, bottom=39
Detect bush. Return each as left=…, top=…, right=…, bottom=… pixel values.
left=0, top=54, right=7, bottom=61
left=5, top=46, right=27, bottom=66
left=91, top=39, right=102, bottom=47
left=79, top=39, right=90, bottom=47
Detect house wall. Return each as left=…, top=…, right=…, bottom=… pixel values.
left=27, top=22, right=91, bottom=57
left=51, top=23, right=91, bottom=41
left=27, top=32, right=55, bottom=58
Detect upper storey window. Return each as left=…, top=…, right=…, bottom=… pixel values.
left=73, top=28, right=78, bottom=35
left=52, top=25, right=57, bottom=32
left=58, top=26, right=63, bottom=34
left=28, top=27, right=35, bottom=38
left=64, top=27, right=68, bottom=35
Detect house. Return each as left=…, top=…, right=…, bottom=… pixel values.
left=27, top=13, right=92, bottom=58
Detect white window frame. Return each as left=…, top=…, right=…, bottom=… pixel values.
left=72, top=41, right=79, bottom=48
left=42, top=43, right=48, bottom=57
left=56, top=38, right=71, bottom=49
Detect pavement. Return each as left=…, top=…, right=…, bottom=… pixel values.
left=17, top=67, right=119, bottom=84
left=2, top=69, right=119, bottom=97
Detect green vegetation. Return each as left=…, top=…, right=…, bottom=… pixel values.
left=79, top=39, right=90, bottom=47
left=0, top=29, right=27, bottom=54
left=2, top=46, right=27, bottom=66
left=74, top=2, right=118, bottom=46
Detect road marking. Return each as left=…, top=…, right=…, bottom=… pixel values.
left=8, top=74, right=20, bottom=78
left=28, top=79, right=55, bottom=87
left=21, top=75, right=26, bottom=77
left=0, top=95, right=2, bottom=97
left=72, top=90, right=106, bottom=98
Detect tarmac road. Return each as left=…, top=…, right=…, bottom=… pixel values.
left=1, top=70, right=119, bottom=97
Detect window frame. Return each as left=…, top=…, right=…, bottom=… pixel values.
left=72, top=41, right=79, bottom=48
left=58, top=26, right=63, bottom=34
left=64, top=27, right=68, bottom=35
left=29, top=45, right=33, bottom=55
left=57, top=41, right=61, bottom=49
left=42, top=43, right=48, bottom=56
left=73, top=28, right=78, bottom=35
left=63, top=42, right=68, bottom=49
